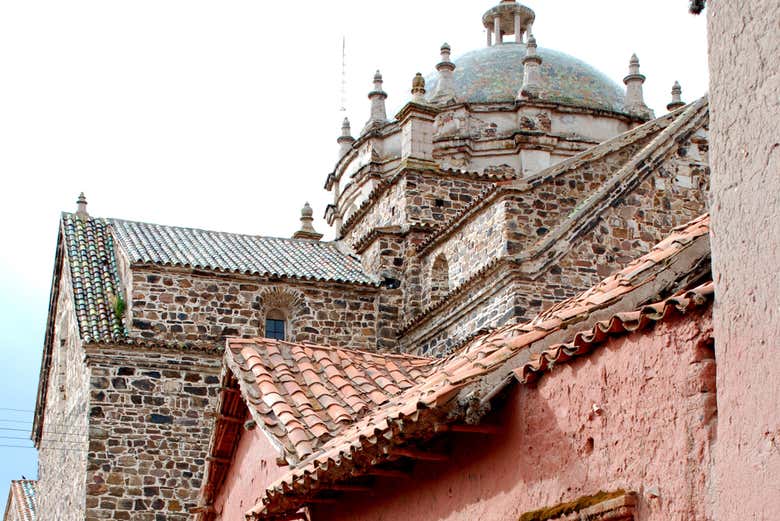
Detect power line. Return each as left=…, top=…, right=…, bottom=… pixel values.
left=0, top=408, right=34, bottom=413
left=0, top=427, right=85, bottom=436
left=0, top=444, right=87, bottom=453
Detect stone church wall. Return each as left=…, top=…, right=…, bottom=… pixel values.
left=404, top=171, right=493, bottom=228
left=344, top=180, right=406, bottom=248
left=420, top=199, right=507, bottom=304
left=127, top=267, right=381, bottom=351
left=403, top=164, right=709, bottom=357
left=36, top=263, right=90, bottom=521
left=404, top=268, right=519, bottom=357
left=84, top=346, right=221, bottom=521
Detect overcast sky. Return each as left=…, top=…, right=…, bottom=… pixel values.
left=0, top=0, right=707, bottom=498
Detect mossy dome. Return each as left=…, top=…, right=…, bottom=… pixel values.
left=425, top=43, right=628, bottom=114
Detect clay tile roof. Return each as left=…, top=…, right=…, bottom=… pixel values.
left=61, top=213, right=128, bottom=344
left=110, top=218, right=376, bottom=285
left=6, top=480, right=37, bottom=521
left=246, top=213, right=713, bottom=519
left=58, top=213, right=376, bottom=345
left=224, top=338, right=434, bottom=463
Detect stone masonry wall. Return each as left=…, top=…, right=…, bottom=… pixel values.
left=344, top=180, right=406, bottom=248
left=404, top=171, right=493, bottom=228
left=128, top=267, right=381, bottom=351
left=36, top=262, right=90, bottom=521
left=403, top=163, right=709, bottom=356
left=505, top=132, right=709, bottom=256
left=404, top=267, right=519, bottom=357
left=421, top=200, right=506, bottom=304
left=84, top=346, right=222, bottom=520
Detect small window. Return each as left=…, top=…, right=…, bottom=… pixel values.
left=430, top=254, right=450, bottom=304
left=265, top=309, right=286, bottom=341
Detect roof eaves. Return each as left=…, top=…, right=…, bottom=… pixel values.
left=251, top=280, right=713, bottom=519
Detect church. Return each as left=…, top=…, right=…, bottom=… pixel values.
left=10, top=0, right=780, bottom=520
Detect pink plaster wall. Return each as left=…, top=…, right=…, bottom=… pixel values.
left=707, top=1, right=780, bottom=519
left=213, top=427, right=288, bottom=521
left=314, top=312, right=715, bottom=521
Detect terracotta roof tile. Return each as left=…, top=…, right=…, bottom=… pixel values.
left=7, top=480, right=37, bottom=521
left=224, top=338, right=433, bottom=464
left=241, top=213, right=712, bottom=519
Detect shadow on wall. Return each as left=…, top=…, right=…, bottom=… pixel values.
left=311, top=381, right=586, bottom=521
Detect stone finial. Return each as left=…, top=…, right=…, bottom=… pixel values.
left=430, top=43, right=457, bottom=105
left=364, top=70, right=388, bottom=131
left=623, top=53, right=652, bottom=119
left=519, top=35, right=543, bottom=99
left=75, top=192, right=89, bottom=219
left=337, top=117, right=355, bottom=157
left=292, top=202, right=323, bottom=241
left=411, top=73, right=426, bottom=103
left=667, top=81, right=686, bottom=111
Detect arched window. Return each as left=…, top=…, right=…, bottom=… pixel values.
left=430, top=254, right=450, bottom=304
left=265, top=309, right=287, bottom=341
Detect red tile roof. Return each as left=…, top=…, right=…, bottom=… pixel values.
left=225, top=339, right=433, bottom=464
left=222, top=214, right=712, bottom=519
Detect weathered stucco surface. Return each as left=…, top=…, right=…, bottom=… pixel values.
left=708, top=0, right=780, bottom=518
left=212, top=427, right=286, bottom=521
left=314, top=312, right=716, bottom=521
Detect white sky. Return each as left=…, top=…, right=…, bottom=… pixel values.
left=0, top=0, right=707, bottom=486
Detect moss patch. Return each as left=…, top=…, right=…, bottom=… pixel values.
left=518, top=489, right=627, bottom=521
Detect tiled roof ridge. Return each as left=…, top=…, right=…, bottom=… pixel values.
left=252, top=278, right=714, bottom=518
left=412, top=99, right=705, bottom=257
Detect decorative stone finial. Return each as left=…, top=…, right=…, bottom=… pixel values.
left=337, top=117, right=355, bottom=157
left=430, top=43, right=457, bottom=105
left=519, top=35, right=543, bottom=100
left=364, top=70, right=388, bottom=132
left=292, top=202, right=323, bottom=241
left=623, top=53, right=652, bottom=119
left=75, top=192, right=89, bottom=219
left=411, top=73, right=426, bottom=103
left=667, top=81, right=686, bottom=111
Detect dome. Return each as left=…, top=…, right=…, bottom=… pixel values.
left=425, top=43, right=628, bottom=114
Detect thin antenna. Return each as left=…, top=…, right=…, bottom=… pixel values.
left=339, top=35, right=347, bottom=112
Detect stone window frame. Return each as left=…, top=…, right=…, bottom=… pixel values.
left=258, top=288, right=306, bottom=343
